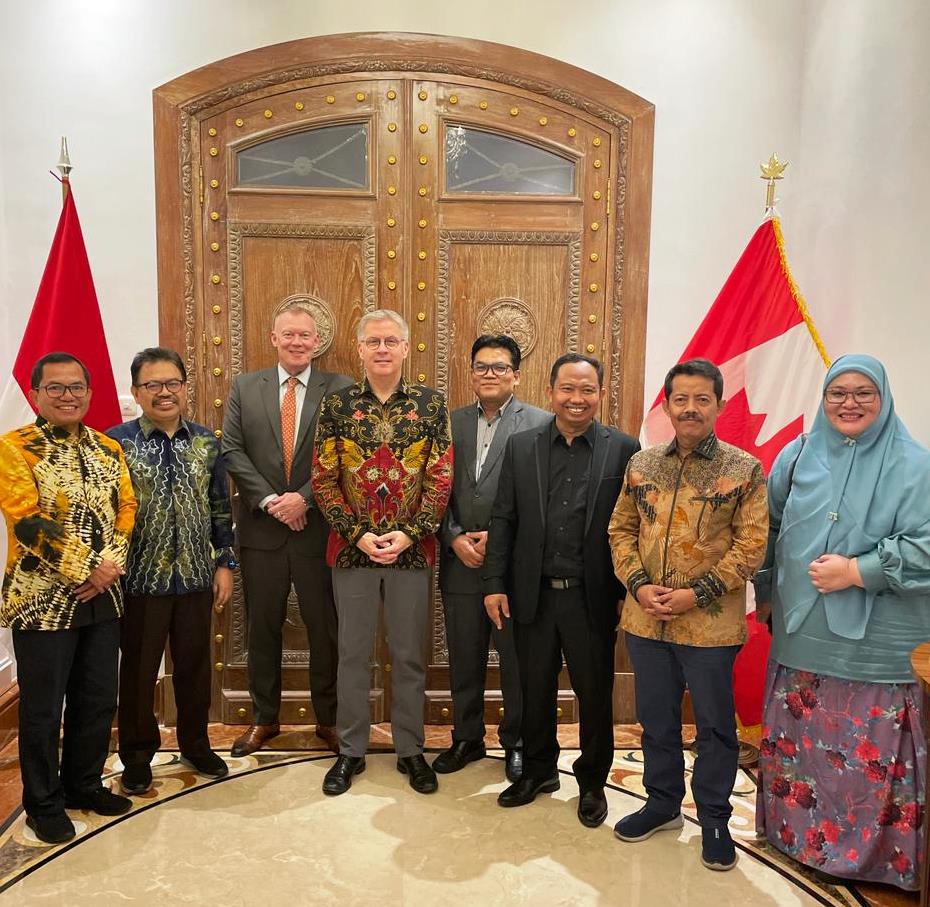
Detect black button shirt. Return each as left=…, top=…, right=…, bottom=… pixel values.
left=541, top=421, right=596, bottom=578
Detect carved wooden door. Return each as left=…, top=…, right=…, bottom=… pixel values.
left=154, top=34, right=654, bottom=725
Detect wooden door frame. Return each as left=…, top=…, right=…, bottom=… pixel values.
left=153, top=32, right=654, bottom=724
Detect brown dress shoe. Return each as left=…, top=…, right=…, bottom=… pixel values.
left=315, top=725, right=340, bottom=753
left=230, top=723, right=280, bottom=757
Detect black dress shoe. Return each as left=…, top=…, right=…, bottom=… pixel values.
left=505, top=747, right=523, bottom=783
left=578, top=787, right=609, bottom=827
left=432, top=740, right=486, bottom=774
left=181, top=750, right=229, bottom=778
left=26, top=813, right=76, bottom=844
left=497, top=774, right=560, bottom=807
left=322, top=755, right=365, bottom=796
left=397, top=755, right=438, bottom=793
left=65, top=787, right=132, bottom=816
left=120, top=763, right=153, bottom=795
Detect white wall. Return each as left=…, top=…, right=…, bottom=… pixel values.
left=0, top=0, right=927, bottom=445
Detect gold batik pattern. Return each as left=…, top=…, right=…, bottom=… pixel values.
left=0, top=420, right=137, bottom=630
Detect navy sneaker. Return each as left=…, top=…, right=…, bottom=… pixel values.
left=614, top=805, right=683, bottom=842
left=701, top=825, right=737, bottom=871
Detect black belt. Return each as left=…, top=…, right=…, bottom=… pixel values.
left=544, top=576, right=583, bottom=590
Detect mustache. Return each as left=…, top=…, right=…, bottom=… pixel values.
left=678, top=413, right=701, bottom=420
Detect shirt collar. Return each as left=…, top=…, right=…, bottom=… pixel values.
left=139, top=413, right=191, bottom=440
left=277, top=363, right=312, bottom=387
left=664, top=431, right=718, bottom=459
left=358, top=375, right=409, bottom=399
left=550, top=418, right=598, bottom=447
left=36, top=415, right=87, bottom=443
left=476, top=394, right=514, bottom=421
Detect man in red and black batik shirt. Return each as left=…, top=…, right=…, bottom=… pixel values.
left=312, top=309, right=452, bottom=797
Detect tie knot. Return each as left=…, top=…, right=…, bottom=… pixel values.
left=286, top=376, right=300, bottom=389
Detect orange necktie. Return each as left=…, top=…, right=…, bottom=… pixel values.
left=281, top=376, right=299, bottom=483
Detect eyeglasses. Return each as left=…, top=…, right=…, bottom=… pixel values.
left=361, top=336, right=403, bottom=350
left=824, top=389, right=878, bottom=405
left=472, top=363, right=514, bottom=377
left=37, top=383, right=88, bottom=399
left=136, top=379, right=185, bottom=394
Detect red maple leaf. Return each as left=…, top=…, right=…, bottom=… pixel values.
left=713, top=387, right=805, bottom=473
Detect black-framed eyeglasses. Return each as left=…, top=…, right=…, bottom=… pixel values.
left=824, top=389, right=878, bottom=405
left=471, top=362, right=514, bottom=377
left=135, top=379, right=186, bottom=394
left=37, top=382, right=89, bottom=399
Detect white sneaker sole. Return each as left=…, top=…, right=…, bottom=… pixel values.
left=614, top=813, right=684, bottom=842
left=701, top=853, right=738, bottom=871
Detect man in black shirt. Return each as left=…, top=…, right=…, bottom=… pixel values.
left=483, top=353, right=639, bottom=827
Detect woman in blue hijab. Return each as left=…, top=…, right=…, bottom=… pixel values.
left=755, top=354, right=930, bottom=890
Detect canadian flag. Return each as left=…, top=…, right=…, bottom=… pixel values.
left=641, top=216, right=829, bottom=472
left=641, top=216, right=830, bottom=732
left=0, top=184, right=121, bottom=433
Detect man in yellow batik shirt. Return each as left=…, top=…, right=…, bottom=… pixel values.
left=0, top=353, right=137, bottom=845
left=608, top=358, right=767, bottom=872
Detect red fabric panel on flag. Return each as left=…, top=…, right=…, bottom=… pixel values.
left=12, top=189, right=121, bottom=431
left=733, top=611, right=772, bottom=727
left=650, top=220, right=803, bottom=408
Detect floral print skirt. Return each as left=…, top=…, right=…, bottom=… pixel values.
left=756, top=661, right=926, bottom=890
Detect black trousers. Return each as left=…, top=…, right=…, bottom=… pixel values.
left=118, top=590, right=214, bottom=764
left=13, top=619, right=120, bottom=817
left=442, top=591, right=522, bottom=749
left=625, top=632, right=741, bottom=826
left=240, top=538, right=338, bottom=726
left=515, top=587, right=616, bottom=789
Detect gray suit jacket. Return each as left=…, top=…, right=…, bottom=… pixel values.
left=222, top=367, right=353, bottom=552
left=439, top=397, right=550, bottom=594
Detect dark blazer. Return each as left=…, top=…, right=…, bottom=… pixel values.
left=439, top=398, right=550, bottom=595
left=482, top=419, right=640, bottom=632
left=222, top=367, right=353, bottom=552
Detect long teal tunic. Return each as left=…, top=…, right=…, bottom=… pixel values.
left=755, top=355, right=930, bottom=683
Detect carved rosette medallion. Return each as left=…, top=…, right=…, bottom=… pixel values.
left=477, top=297, right=538, bottom=359
left=277, top=293, right=336, bottom=358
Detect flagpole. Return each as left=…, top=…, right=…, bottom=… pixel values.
left=56, top=136, right=72, bottom=204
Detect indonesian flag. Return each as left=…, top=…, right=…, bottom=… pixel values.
left=0, top=184, right=121, bottom=433
left=641, top=216, right=829, bottom=472
left=640, top=216, right=830, bottom=732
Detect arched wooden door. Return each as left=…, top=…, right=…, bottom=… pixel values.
left=154, top=33, right=653, bottom=726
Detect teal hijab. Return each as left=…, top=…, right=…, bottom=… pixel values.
left=775, top=354, right=921, bottom=639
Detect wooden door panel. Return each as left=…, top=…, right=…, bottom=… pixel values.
left=230, top=227, right=374, bottom=378
left=440, top=233, right=581, bottom=411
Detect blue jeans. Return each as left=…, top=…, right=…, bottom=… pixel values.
left=625, top=632, right=740, bottom=826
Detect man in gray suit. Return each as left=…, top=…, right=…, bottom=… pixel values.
left=222, top=299, right=352, bottom=757
left=434, top=335, right=549, bottom=782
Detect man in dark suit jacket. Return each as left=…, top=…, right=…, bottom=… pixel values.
left=483, top=353, right=639, bottom=828
left=222, top=300, right=352, bottom=756
left=435, top=335, right=549, bottom=783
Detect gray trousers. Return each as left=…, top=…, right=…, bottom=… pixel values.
left=332, top=567, right=430, bottom=758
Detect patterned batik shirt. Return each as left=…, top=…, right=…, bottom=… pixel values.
left=107, top=416, right=235, bottom=597
left=608, top=432, right=768, bottom=647
left=0, top=419, right=137, bottom=630
left=312, top=378, right=453, bottom=569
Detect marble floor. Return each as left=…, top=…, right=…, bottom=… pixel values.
left=0, top=752, right=832, bottom=906
left=0, top=728, right=917, bottom=907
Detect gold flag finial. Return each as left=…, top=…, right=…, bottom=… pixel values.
left=760, top=153, right=788, bottom=210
